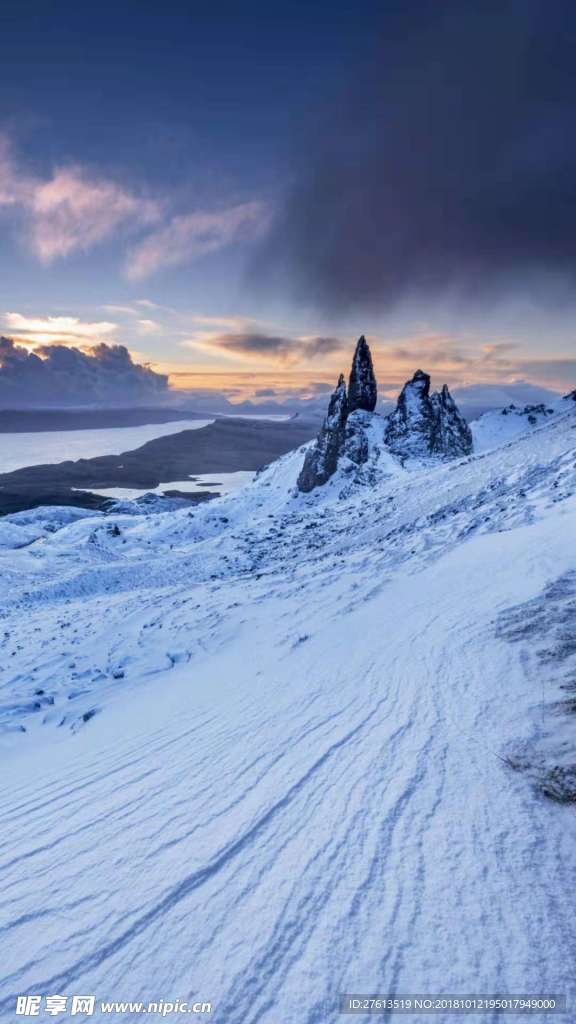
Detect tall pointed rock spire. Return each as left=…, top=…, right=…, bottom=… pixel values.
left=348, top=335, right=377, bottom=413
left=297, top=374, right=348, bottom=492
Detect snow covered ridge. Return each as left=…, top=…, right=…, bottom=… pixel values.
left=471, top=396, right=571, bottom=453
left=0, top=390, right=575, bottom=740
left=0, top=375, right=576, bottom=1018
left=468, top=389, right=576, bottom=453
left=298, top=337, right=471, bottom=492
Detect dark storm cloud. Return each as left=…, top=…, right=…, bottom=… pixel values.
left=0, top=338, right=168, bottom=408
left=255, top=0, right=576, bottom=311
left=208, top=333, right=345, bottom=362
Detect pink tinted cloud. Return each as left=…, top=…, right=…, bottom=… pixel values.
left=29, top=167, right=160, bottom=262
left=126, top=201, right=270, bottom=280
left=0, top=135, right=269, bottom=274
left=0, top=135, right=160, bottom=262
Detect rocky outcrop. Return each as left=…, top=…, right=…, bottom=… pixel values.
left=500, top=402, right=556, bottom=424
left=348, top=335, right=377, bottom=413
left=385, top=370, right=472, bottom=461
left=297, top=375, right=348, bottom=492
left=297, top=344, right=472, bottom=493
left=430, top=384, right=474, bottom=456
left=297, top=337, right=378, bottom=491
left=384, top=370, right=436, bottom=459
left=343, top=409, right=370, bottom=466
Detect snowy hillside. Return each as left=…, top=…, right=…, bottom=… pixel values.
left=471, top=391, right=575, bottom=453
left=0, top=398, right=575, bottom=1021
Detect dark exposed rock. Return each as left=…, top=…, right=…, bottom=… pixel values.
left=563, top=388, right=576, bottom=402
left=297, top=375, right=348, bottom=492
left=430, top=384, right=473, bottom=457
left=348, top=336, right=377, bottom=413
left=384, top=370, right=437, bottom=459
left=540, top=764, right=576, bottom=803
left=297, top=341, right=473, bottom=492
left=385, top=370, right=472, bottom=460
left=502, top=402, right=555, bottom=420
left=343, top=409, right=370, bottom=466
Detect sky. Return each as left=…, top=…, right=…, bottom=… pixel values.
left=0, top=0, right=575, bottom=408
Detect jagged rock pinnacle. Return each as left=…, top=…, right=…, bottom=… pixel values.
left=297, top=374, right=349, bottom=492
left=348, top=335, right=377, bottom=413
left=430, top=383, right=473, bottom=456
left=385, top=371, right=472, bottom=460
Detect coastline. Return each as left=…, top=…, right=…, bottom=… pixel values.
left=0, top=417, right=316, bottom=515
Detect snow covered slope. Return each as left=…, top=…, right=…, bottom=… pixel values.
left=0, top=402, right=575, bottom=1022
left=470, top=398, right=566, bottom=453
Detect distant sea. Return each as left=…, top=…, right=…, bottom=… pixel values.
left=0, top=414, right=291, bottom=500
left=0, top=419, right=214, bottom=475
left=85, top=470, right=256, bottom=501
